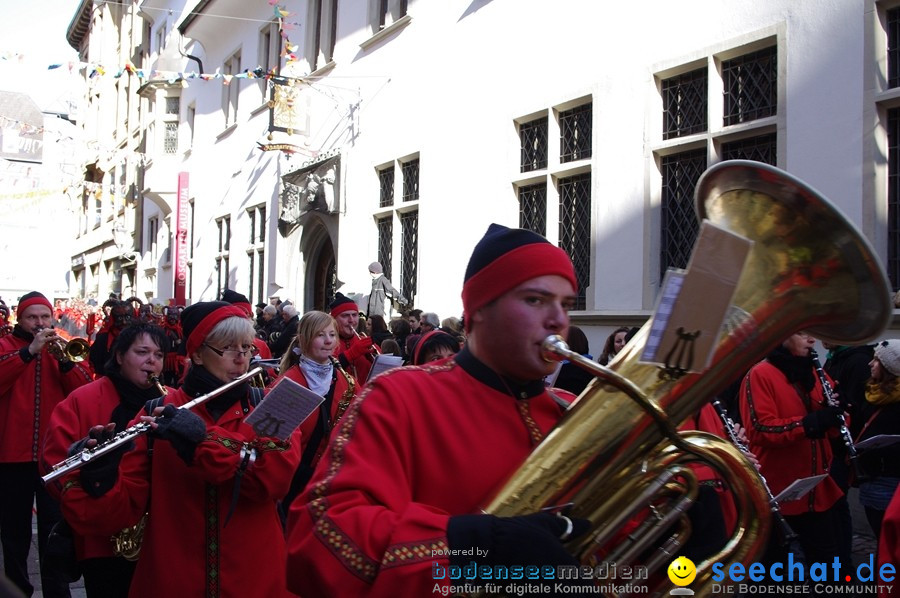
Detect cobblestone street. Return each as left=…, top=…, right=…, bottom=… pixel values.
left=0, top=489, right=881, bottom=597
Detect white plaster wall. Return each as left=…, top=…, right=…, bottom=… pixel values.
left=136, top=0, right=894, bottom=344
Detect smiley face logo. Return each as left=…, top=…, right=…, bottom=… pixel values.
left=667, top=556, right=696, bottom=586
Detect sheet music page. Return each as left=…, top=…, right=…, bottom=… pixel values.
left=639, top=221, right=752, bottom=372
left=243, top=377, right=324, bottom=440
left=855, top=434, right=900, bottom=452
left=366, top=354, right=404, bottom=383
left=774, top=474, right=827, bottom=503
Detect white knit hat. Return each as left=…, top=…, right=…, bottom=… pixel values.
left=874, top=340, right=900, bottom=377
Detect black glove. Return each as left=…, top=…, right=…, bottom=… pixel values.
left=72, top=424, right=133, bottom=498
left=446, top=512, right=589, bottom=568
left=150, top=404, right=206, bottom=464
left=802, top=406, right=844, bottom=439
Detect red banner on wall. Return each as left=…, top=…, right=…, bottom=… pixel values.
left=174, top=172, right=189, bottom=305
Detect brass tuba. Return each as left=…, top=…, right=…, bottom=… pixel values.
left=483, top=161, right=892, bottom=596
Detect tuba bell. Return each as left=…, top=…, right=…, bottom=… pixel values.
left=482, top=160, right=892, bottom=596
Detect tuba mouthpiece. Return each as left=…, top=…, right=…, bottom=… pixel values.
left=540, top=335, right=570, bottom=363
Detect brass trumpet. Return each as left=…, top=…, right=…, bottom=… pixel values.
left=39, top=329, right=90, bottom=363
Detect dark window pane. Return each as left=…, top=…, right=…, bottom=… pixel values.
left=379, top=167, right=394, bottom=208
left=402, top=158, right=419, bottom=202
left=723, top=46, right=777, bottom=126
left=721, top=133, right=777, bottom=165
left=560, top=104, right=592, bottom=163
left=518, top=182, right=547, bottom=236
left=259, top=207, right=266, bottom=243
left=520, top=118, right=548, bottom=172
left=888, top=108, right=900, bottom=290
left=558, top=173, right=591, bottom=310
left=660, top=150, right=706, bottom=281
left=400, top=211, right=418, bottom=301
left=377, top=216, right=393, bottom=281
left=662, top=68, right=708, bottom=140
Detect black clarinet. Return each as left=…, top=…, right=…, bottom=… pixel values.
left=710, top=399, right=800, bottom=547
left=808, top=349, right=864, bottom=480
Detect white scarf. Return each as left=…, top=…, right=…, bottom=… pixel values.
left=299, top=355, right=333, bottom=397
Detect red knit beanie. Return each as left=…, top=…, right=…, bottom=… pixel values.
left=220, top=289, right=253, bottom=317
left=461, top=224, right=576, bottom=329
left=329, top=292, right=357, bottom=318
left=17, top=291, right=53, bottom=316
left=181, top=301, right=248, bottom=356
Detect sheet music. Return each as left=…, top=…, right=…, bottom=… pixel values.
left=774, top=474, right=827, bottom=503
left=366, top=354, right=404, bottom=383
left=243, top=377, right=324, bottom=440
left=855, top=434, right=900, bottom=452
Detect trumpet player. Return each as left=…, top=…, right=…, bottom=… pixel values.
left=58, top=301, right=300, bottom=598
left=0, top=291, right=93, bottom=598
left=41, top=322, right=171, bottom=597
left=286, top=224, right=591, bottom=597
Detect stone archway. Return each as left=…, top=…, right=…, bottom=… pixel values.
left=298, top=214, right=339, bottom=312
left=313, top=240, right=336, bottom=312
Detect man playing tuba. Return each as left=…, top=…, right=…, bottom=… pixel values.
left=285, top=224, right=592, bottom=597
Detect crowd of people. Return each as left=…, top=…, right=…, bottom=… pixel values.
left=1, top=223, right=899, bottom=597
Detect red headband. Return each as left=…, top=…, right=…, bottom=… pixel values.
left=186, top=305, right=249, bottom=356
left=233, top=302, right=253, bottom=317
left=461, top=243, right=576, bottom=329
left=17, top=295, right=52, bottom=316
left=330, top=301, right=357, bottom=318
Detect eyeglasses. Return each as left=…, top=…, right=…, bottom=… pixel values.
left=203, top=343, right=259, bottom=359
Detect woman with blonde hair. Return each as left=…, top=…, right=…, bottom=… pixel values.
left=271, top=310, right=358, bottom=515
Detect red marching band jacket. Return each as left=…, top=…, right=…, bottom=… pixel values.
left=0, top=332, right=93, bottom=463
left=41, top=377, right=168, bottom=560
left=740, top=360, right=844, bottom=517
left=58, top=385, right=302, bottom=597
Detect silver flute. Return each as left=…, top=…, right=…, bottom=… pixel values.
left=42, top=367, right=262, bottom=484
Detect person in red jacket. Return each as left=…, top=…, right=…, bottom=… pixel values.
left=58, top=301, right=300, bottom=598
left=330, top=292, right=378, bottom=383
left=0, top=291, right=93, bottom=598
left=268, top=310, right=358, bottom=519
left=740, top=331, right=846, bottom=580
left=41, top=322, right=171, bottom=597
left=286, top=223, right=592, bottom=597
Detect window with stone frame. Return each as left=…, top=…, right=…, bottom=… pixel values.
left=258, top=21, right=282, bottom=102
left=656, top=42, right=777, bottom=283
left=374, top=155, right=419, bottom=305
left=511, top=100, right=592, bottom=310
left=247, top=205, right=266, bottom=305
left=311, top=0, right=338, bottom=71
left=223, top=51, right=241, bottom=127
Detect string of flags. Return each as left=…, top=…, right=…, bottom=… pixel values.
left=2, top=2, right=303, bottom=87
